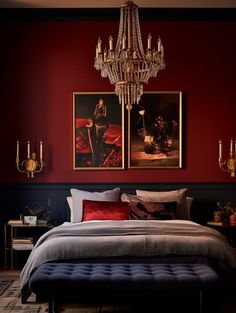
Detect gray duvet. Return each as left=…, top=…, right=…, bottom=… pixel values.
left=20, top=220, right=236, bottom=291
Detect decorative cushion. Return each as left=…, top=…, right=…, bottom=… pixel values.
left=129, top=201, right=177, bottom=220
left=68, top=194, right=193, bottom=222
left=82, top=200, right=129, bottom=221
left=136, top=188, right=188, bottom=220
left=121, top=193, right=146, bottom=203
left=70, top=188, right=120, bottom=223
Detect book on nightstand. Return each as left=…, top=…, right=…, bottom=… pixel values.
left=8, top=220, right=23, bottom=225
left=12, top=237, right=34, bottom=249
left=12, top=237, right=34, bottom=244
left=12, top=243, right=34, bottom=249
left=207, top=221, right=223, bottom=226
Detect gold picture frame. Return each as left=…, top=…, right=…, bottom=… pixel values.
left=128, top=91, right=183, bottom=169
left=73, top=92, right=124, bottom=170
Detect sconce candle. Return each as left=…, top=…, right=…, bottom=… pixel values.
left=16, top=140, right=45, bottom=178
left=16, top=140, right=19, bottom=162
left=40, top=141, right=43, bottom=161
left=230, top=139, right=234, bottom=157
left=27, top=141, right=30, bottom=159
left=219, top=139, right=222, bottom=160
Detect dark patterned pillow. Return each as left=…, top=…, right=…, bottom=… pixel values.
left=129, top=201, right=177, bottom=220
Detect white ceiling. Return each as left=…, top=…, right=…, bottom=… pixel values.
left=1, top=0, right=236, bottom=8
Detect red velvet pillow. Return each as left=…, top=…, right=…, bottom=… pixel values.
left=82, top=200, right=130, bottom=221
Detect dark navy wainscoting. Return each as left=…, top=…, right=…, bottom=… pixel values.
left=1, top=182, right=236, bottom=225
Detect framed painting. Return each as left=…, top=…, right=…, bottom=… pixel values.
left=128, top=91, right=182, bottom=169
left=73, top=92, right=124, bottom=170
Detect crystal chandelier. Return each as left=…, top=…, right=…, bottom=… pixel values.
left=94, top=1, right=165, bottom=110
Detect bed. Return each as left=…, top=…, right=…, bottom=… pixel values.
left=20, top=187, right=236, bottom=312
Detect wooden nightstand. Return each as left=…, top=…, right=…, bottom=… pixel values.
left=4, top=221, right=53, bottom=270
left=206, top=221, right=236, bottom=246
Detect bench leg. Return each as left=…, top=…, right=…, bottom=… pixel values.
left=199, top=290, right=203, bottom=313
left=48, top=295, right=56, bottom=313
left=21, top=286, right=31, bottom=304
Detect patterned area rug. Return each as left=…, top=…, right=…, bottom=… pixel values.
left=0, top=278, right=136, bottom=313
left=0, top=280, right=13, bottom=296
left=0, top=278, right=47, bottom=313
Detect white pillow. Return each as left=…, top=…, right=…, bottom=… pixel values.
left=136, top=188, right=188, bottom=220
left=67, top=196, right=73, bottom=212
left=70, top=188, right=120, bottom=222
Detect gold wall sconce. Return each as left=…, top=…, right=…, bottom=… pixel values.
left=218, top=139, right=236, bottom=177
left=16, top=140, right=45, bottom=178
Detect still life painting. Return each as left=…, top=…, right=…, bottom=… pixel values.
left=128, top=91, right=182, bottom=168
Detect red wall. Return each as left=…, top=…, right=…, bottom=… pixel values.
left=1, top=18, right=236, bottom=183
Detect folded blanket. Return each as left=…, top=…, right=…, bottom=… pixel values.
left=20, top=220, right=236, bottom=292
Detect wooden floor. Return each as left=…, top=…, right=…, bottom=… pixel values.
left=0, top=267, right=21, bottom=277
left=0, top=269, right=21, bottom=278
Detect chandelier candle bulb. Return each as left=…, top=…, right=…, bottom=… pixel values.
left=97, top=38, right=102, bottom=53
left=147, top=33, right=152, bottom=49
left=158, top=37, right=161, bottom=52
left=109, top=35, right=113, bottom=50
left=230, top=138, right=233, bottom=157
left=104, top=48, right=107, bottom=61
left=161, top=44, right=164, bottom=57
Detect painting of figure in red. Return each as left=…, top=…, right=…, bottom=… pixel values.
left=73, top=92, right=124, bottom=169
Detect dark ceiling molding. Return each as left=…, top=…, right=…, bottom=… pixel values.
left=0, top=8, right=236, bottom=21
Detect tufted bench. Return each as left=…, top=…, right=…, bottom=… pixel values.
left=28, top=262, right=220, bottom=313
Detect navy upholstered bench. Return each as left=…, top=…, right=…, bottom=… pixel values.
left=28, top=262, right=220, bottom=313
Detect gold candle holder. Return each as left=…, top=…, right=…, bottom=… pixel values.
left=218, top=139, right=236, bottom=177
left=16, top=140, right=45, bottom=178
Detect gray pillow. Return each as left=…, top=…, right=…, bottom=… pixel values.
left=136, top=188, right=188, bottom=220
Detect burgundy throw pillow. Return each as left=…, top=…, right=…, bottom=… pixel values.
left=82, top=200, right=129, bottom=221
left=129, top=201, right=177, bottom=220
